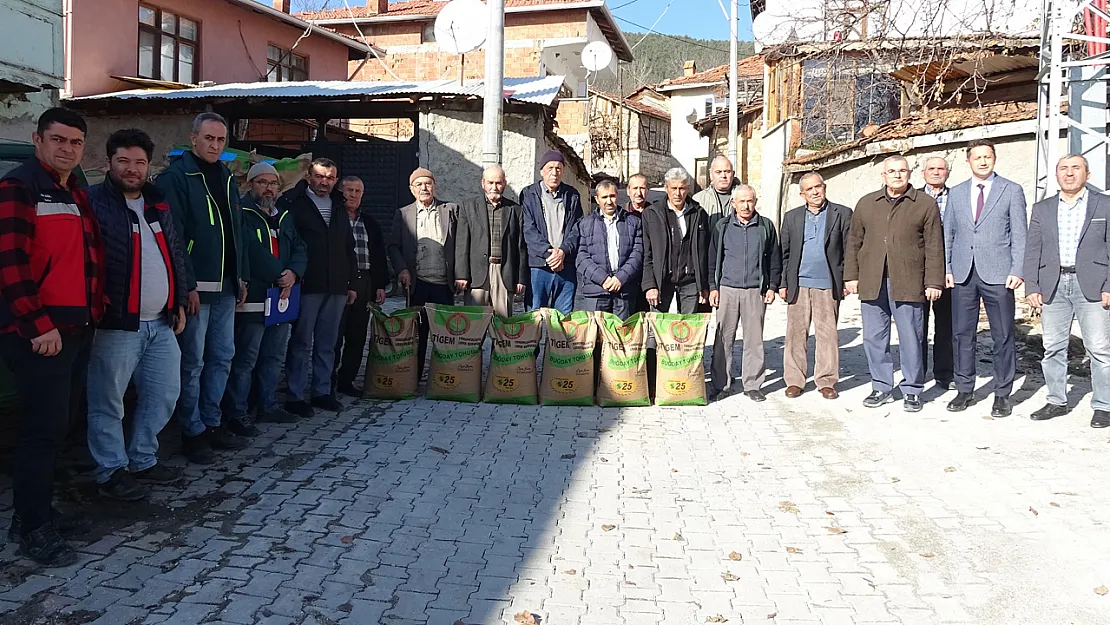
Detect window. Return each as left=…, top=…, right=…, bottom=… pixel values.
left=639, top=116, right=670, bottom=154
left=703, top=96, right=728, bottom=118
left=267, top=45, right=308, bottom=82
left=138, top=5, right=198, bottom=83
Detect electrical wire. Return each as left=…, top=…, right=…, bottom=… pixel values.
left=614, top=16, right=730, bottom=52
left=630, top=0, right=675, bottom=50
left=342, top=0, right=404, bottom=81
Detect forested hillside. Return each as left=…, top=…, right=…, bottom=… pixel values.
left=593, top=33, right=756, bottom=95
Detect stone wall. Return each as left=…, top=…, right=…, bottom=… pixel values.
left=0, top=90, right=58, bottom=143
left=77, top=113, right=196, bottom=183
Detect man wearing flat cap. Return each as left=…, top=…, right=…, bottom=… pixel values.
left=521, top=150, right=582, bottom=315
left=388, top=167, right=458, bottom=375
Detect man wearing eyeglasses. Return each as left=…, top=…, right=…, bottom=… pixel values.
left=845, top=155, right=945, bottom=413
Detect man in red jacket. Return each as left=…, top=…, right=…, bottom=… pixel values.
left=0, top=108, right=105, bottom=566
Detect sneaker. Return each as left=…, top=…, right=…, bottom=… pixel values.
left=257, top=408, right=299, bottom=424
left=207, top=426, right=248, bottom=451
left=862, top=390, right=895, bottom=408
left=133, top=464, right=183, bottom=485
left=8, top=509, right=90, bottom=543
left=181, top=432, right=215, bottom=465
left=97, top=469, right=148, bottom=502
left=903, top=394, right=923, bottom=413
left=225, top=418, right=260, bottom=438
left=18, top=524, right=77, bottom=567
left=286, top=400, right=315, bottom=419
left=311, top=394, right=343, bottom=412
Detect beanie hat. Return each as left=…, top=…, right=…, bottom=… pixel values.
left=540, top=150, right=565, bottom=167
left=409, top=167, right=435, bottom=185
left=247, top=162, right=279, bottom=181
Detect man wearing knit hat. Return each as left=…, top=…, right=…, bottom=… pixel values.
left=388, top=167, right=458, bottom=374
left=521, top=150, right=582, bottom=315
left=223, top=163, right=307, bottom=431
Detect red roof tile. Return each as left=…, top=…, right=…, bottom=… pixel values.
left=589, top=88, right=669, bottom=120
left=298, top=0, right=590, bottom=20
left=657, top=55, right=764, bottom=89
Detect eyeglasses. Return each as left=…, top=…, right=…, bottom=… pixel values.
left=885, top=169, right=909, bottom=175
left=255, top=180, right=280, bottom=188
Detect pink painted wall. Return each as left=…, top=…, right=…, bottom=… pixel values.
left=68, top=0, right=352, bottom=97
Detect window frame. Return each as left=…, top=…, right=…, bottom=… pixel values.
left=266, top=44, right=309, bottom=82
left=138, top=4, right=200, bottom=83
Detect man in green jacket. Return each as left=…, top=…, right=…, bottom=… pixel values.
left=224, top=163, right=307, bottom=433
left=156, top=113, right=248, bottom=464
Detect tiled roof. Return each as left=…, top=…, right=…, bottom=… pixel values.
left=298, top=0, right=588, bottom=20
left=656, top=55, right=764, bottom=90
left=785, top=101, right=1038, bottom=167
left=589, top=88, right=669, bottom=120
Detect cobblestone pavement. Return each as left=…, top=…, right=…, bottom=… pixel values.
left=1, top=298, right=1108, bottom=625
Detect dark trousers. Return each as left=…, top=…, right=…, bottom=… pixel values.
left=582, top=292, right=634, bottom=320
left=656, top=279, right=707, bottom=314
left=952, top=267, right=1016, bottom=396
left=0, top=327, right=93, bottom=535
left=922, top=287, right=954, bottom=383
left=861, top=279, right=926, bottom=395
left=411, top=279, right=455, bottom=375
left=335, top=272, right=374, bottom=389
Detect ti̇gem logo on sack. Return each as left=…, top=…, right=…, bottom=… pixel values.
left=501, top=321, right=524, bottom=339
left=670, top=321, right=693, bottom=344
left=383, top=317, right=404, bottom=337
left=446, top=312, right=470, bottom=336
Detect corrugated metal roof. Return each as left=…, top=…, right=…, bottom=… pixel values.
left=66, top=76, right=565, bottom=106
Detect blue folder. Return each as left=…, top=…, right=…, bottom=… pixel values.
left=264, top=284, right=300, bottom=326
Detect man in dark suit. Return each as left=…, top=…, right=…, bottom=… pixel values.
left=921, top=156, right=955, bottom=389
left=943, top=140, right=1027, bottom=417
left=1024, top=154, right=1110, bottom=428
left=641, top=167, right=711, bottom=314
left=778, top=172, right=852, bottom=399
left=455, top=166, right=527, bottom=318
left=388, top=168, right=458, bottom=373
left=577, top=180, right=643, bottom=320
left=845, top=155, right=945, bottom=413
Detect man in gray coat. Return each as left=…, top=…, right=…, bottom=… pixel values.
left=454, top=166, right=527, bottom=318
left=692, top=155, right=737, bottom=230
left=1024, top=154, right=1110, bottom=428
left=943, top=139, right=1027, bottom=418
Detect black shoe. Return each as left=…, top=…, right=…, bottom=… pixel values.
left=181, top=432, right=215, bottom=465
left=1091, top=410, right=1110, bottom=428
left=225, top=418, right=260, bottom=438
left=8, top=509, right=89, bottom=543
left=863, top=390, right=895, bottom=408
left=97, top=469, right=148, bottom=502
left=903, top=394, right=923, bottom=413
left=337, top=383, right=363, bottom=398
left=133, top=464, right=183, bottom=485
left=991, top=396, right=1013, bottom=418
left=286, top=400, right=315, bottom=419
left=1030, top=403, right=1068, bottom=421
left=947, top=392, right=975, bottom=412
left=18, top=524, right=77, bottom=567
left=207, top=426, right=248, bottom=451
left=311, top=394, right=343, bottom=412
left=744, top=389, right=767, bottom=402
left=934, top=379, right=954, bottom=391
left=258, top=408, right=298, bottom=424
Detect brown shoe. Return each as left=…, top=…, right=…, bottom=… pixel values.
left=819, top=387, right=838, bottom=400
left=785, top=385, right=803, bottom=398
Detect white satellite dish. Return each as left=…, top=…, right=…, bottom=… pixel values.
left=582, top=41, right=614, bottom=73
left=434, top=0, right=488, bottom=55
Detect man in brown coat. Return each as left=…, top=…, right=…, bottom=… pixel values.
left=845, top=155, right=945, bottom=412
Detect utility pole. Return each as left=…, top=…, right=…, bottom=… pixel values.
left=727, top=0, right=738, bottom=164
left=482, top=0, right=505, bottom=167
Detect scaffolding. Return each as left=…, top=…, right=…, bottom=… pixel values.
left=1035, top=0, right=1110, bottom=199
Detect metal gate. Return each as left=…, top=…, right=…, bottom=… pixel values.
left=310, top=136, right=417, bottom=238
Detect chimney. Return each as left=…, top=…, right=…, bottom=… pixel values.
left=366, top=0, right=389, bottom=14
left=272, top=0, right=290, bottom=12
left=683, top=61, right=697, bottom=77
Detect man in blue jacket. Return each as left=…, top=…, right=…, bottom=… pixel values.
left=86, top=129, right=189, bottom=502
left=577, top=180, right=643, bottom=320
left=224, top=163, right=307, bottom=432
left=156, top=113, right=248, bottom=464
left=521, top=151, right=581, bottom=314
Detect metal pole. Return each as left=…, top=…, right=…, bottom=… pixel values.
left=727, top=0, right=738, bottom=164
left=1046, top=0, right=1065, bottom=196
left=482, top=0, right=505, bottom=167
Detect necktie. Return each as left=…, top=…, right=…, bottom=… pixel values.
left=974, top=183, right=985, bottom=222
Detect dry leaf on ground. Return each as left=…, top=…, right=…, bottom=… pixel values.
left=514, top=611, right=538, bottom=625
left=340, top=536, right=354, bottom=545
left=429, top=446, right=449, bottom=455
left=785, top=547, right=802, bottom=554
left=706, top=616, right=728, bottom=623
left=767, top=612, right=778, bottom=619
left=562, top=569, right=576, bottom=575
left=778, top=501, right=800, bottom=514
left=600, top=457, right=609, bottom=463
left=919, top=552, right=936, bottom=558
left=601, top=524, right=616, bottom=532
left=721, top=571, right=739, bottom=582
left=728, top=551, right=743, bottom=561
left=890, top=477, right=900, bottom=482
left=826, top=527, right=847, bottom=534
left=1095, top=586, right=1108, bottom=596
left=1029, top=506, right=1039, bottom=516
left=673, top=533, right=684, bottom=541
left=1050, top=502, right=1060, bottom=507
left=561, top=453, right=576, bottom=460
left=944, top=467, right=957, bottom=473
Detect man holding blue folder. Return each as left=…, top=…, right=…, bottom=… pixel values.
left=224, top=163, right=307, bottom=432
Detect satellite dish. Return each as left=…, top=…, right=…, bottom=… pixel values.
left=752, top=0, right=824, bottom=45
left=582, top=41, right=614, bottom=73
left=434, top=0, right=488, bottom=55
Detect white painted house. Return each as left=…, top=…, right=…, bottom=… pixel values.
left=0, top=0, right=64, bottom=140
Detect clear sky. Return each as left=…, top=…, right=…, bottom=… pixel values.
left=283, top=0, right=756, bottom=41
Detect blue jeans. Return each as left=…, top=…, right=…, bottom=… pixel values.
left=286, top=293, right=346, bottom=401
left=225, top=321, right=292, bottom=418
left=177, top=295, right=236, bottom=437
left=1041, top=272, right=1110, bottom=410
left=87, top=320, right=181, bottom=483
left=530, top=267, right=576, bottom=315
